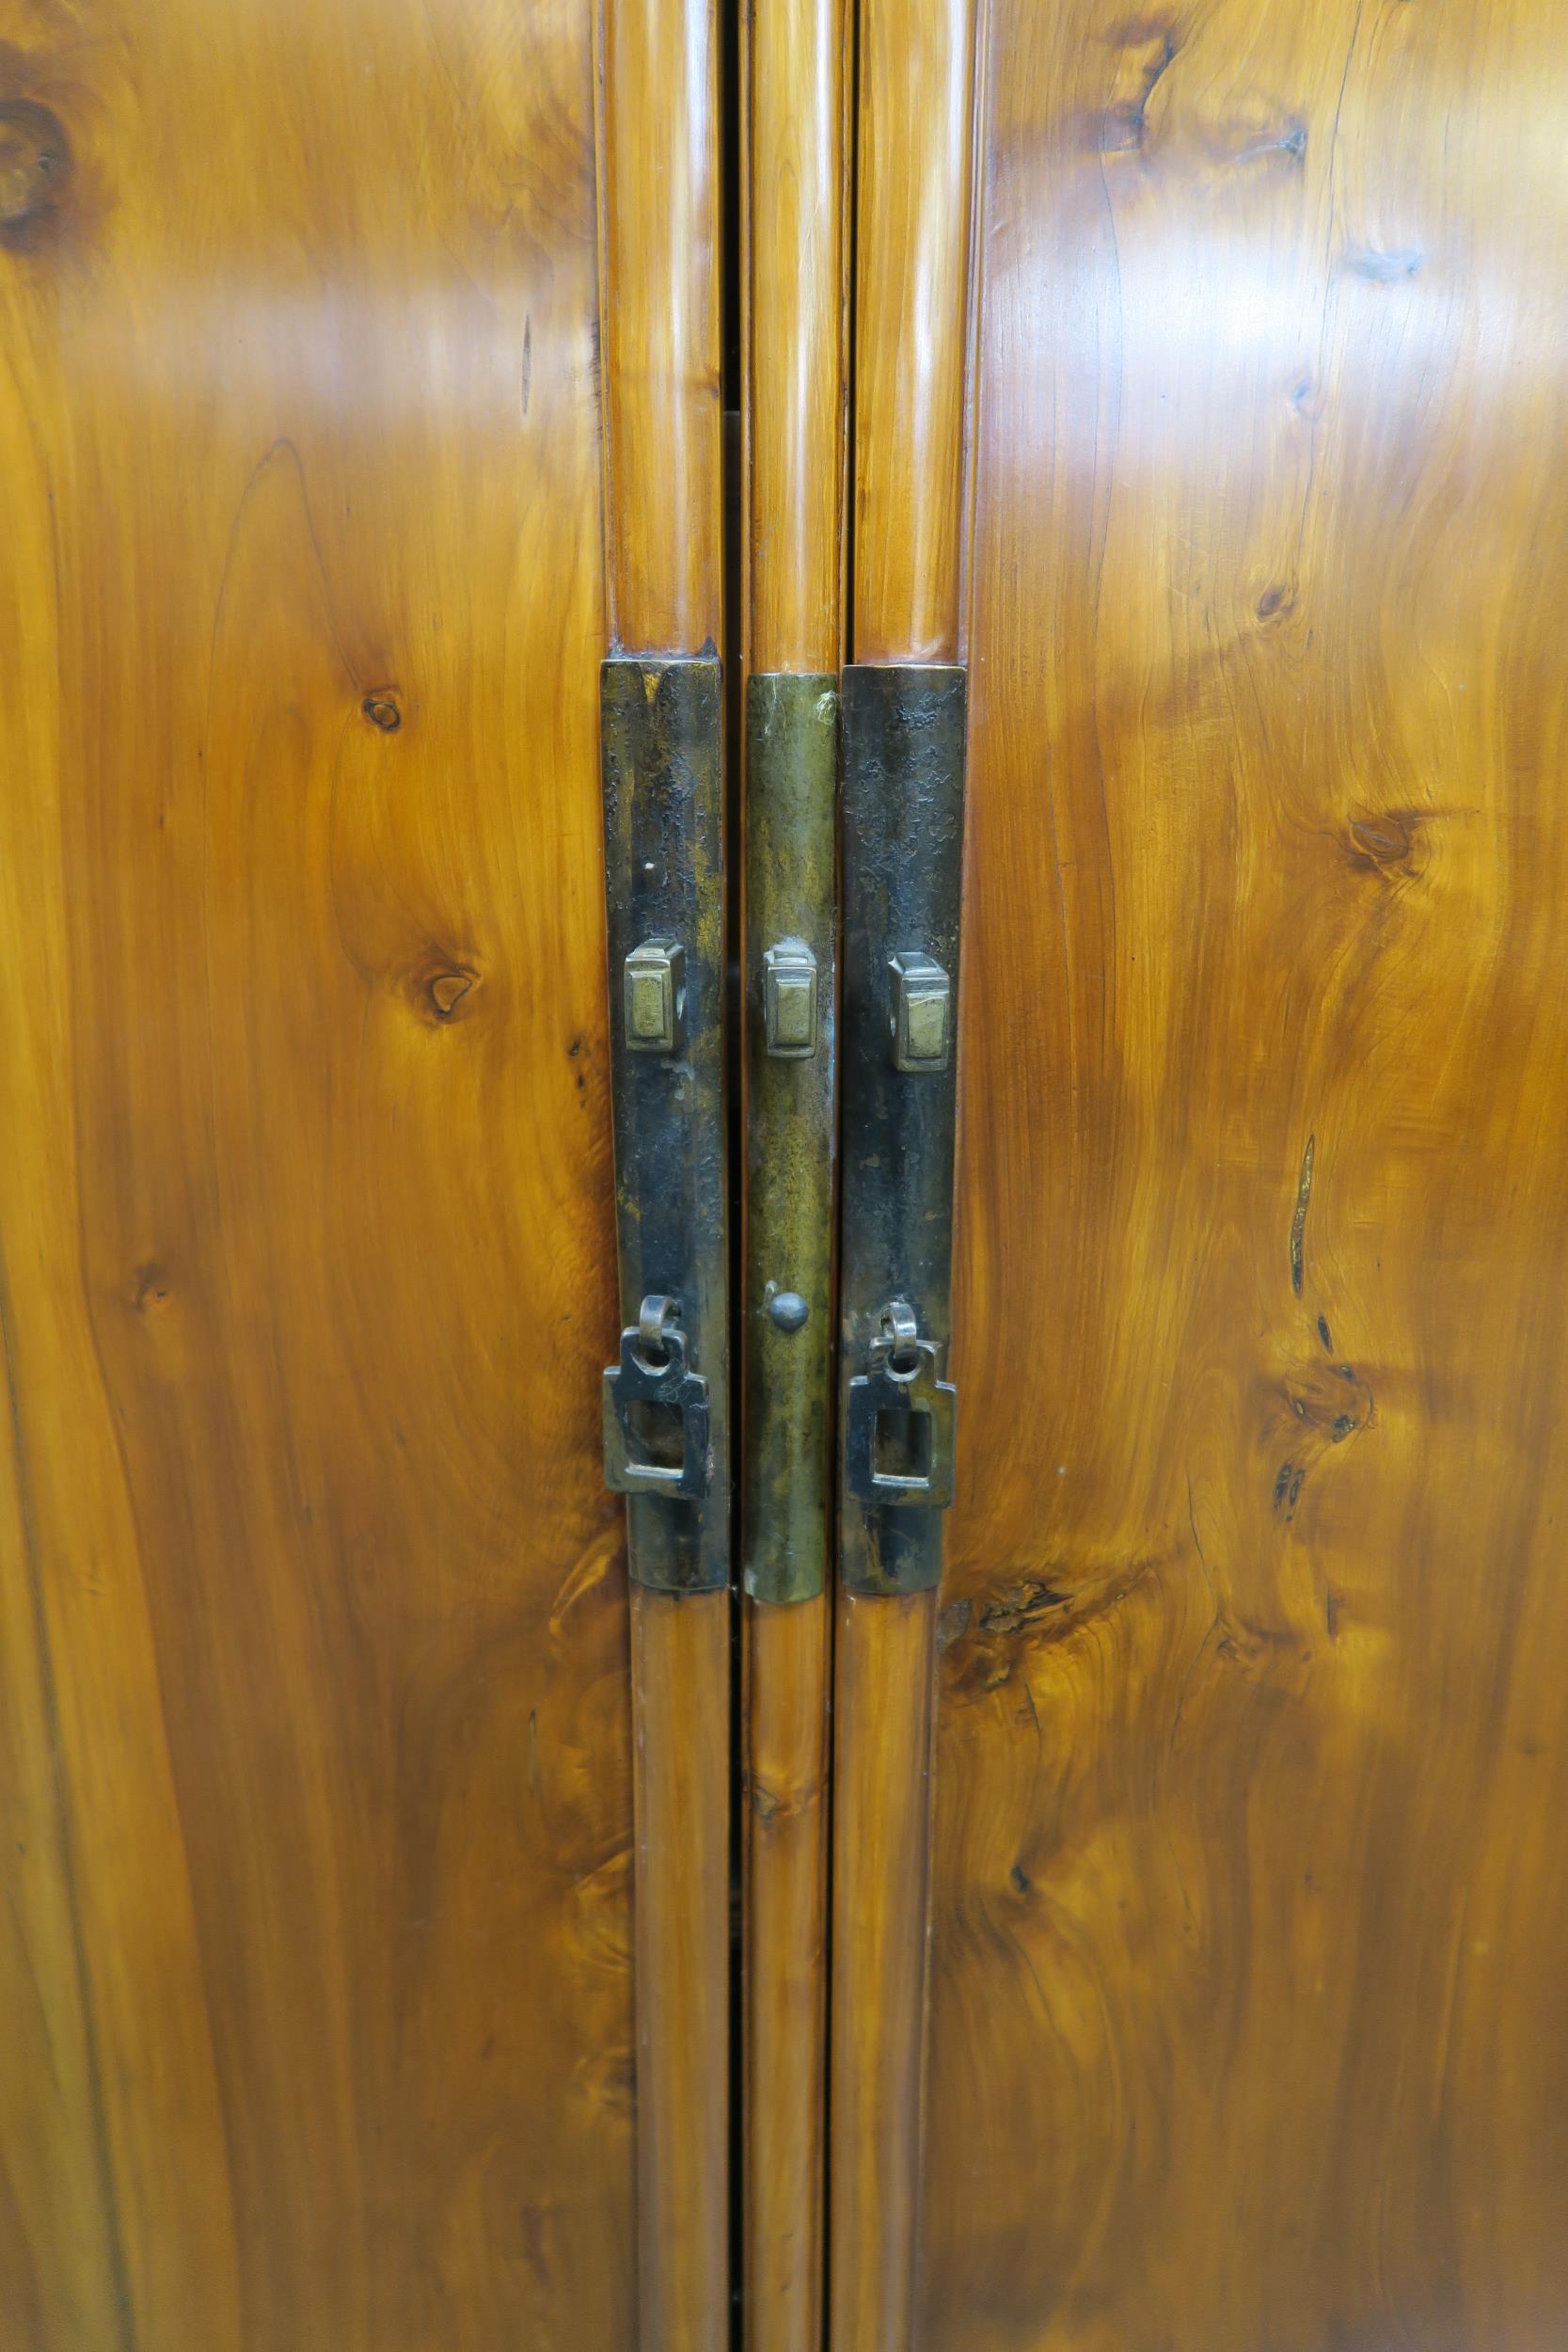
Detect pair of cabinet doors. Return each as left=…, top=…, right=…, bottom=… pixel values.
left=4, top=1, right=1568, bottom=2347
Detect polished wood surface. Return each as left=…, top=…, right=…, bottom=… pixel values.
left=597, top=0, right=725, bottom=655
left=741, top=8, right=847, bottom=2345
left=743, top=1600, right=831, bottom=2352
left=0, top=2, right=632, bottom=2344
left=597, top=7, right=730, bottom=2344
left=829, top=1594, right=937, bottom=2352
left=831, top=8, right=980, bottom=2344
left=850, top=0, right=980, bottom=664
left=630, top=1592, right=731, bottom=2352
left=928, top=2, right=1568, bottom=2345
left=744, top=0, right=849, bottom=674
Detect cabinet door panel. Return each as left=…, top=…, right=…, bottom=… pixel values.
left=927, top=5, right=1568, bottom=2347
left=0, top=4, right=634, bottom=2344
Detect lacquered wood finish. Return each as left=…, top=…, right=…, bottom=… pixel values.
left=831, top=7, right=980, bottom=2344
left=745, top=0, right=850, bottom=674
left=743, top=1599, right=831, bottom=2352
left=631, top=1591, right=731, bottom=2352
left=596, top=8, right=733, bottom=2343
left=0, top=3, right=631, bottom=2344
left=829, top=1594, right=937, bottom=2352
left=742, top=8, right=847, bottom=2344
left=597, top=0, right=725, bottom=655
left=596, top=7, right=729, bottom=2344
left=927, top=3, right=1568, bottom=2346
left=850, top=0, right=980, bottom=664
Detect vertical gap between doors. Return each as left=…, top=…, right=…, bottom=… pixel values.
left=721, top=5, right=744, bottom=2347
left=823, top=8, right=864, bottom=2345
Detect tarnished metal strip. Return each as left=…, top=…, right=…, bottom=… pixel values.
left=600, top=655, right=730, bottom=1593
left=838, top=664, right=966, bottom=1597
left=742, top=674, right=838, bottom=1604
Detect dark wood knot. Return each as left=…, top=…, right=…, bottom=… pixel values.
left=0, top=102, right=71, bottom=241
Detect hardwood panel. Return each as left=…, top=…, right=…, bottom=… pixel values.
left=851, top=0, right=980, bottom=664
left=831, top=7, right=980, bottom=2345
left=743, top=1597, right=831, bottom=2352
left=0, top=4, right=632, bottom=2345
left=828, top=1593, right=937, bottom=2352
left=597, top=0, right=725, bottom=655
left=928, top=2, right=1568, bottom=2345
left=742, top=9, right=847, bottom=2344
left=595, top=8, right=729, bottom=2347
left=630, top=1591, right=731, bottom=2352
left=744, top=0, right=850, bottom=673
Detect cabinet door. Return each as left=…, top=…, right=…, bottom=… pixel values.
left=907, top=2, right=1568, bottom=2347
left=0, top=3, right=720, bottom=2345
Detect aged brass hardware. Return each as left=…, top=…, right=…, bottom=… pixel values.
left=624, top=936, right=687, bottom=1054
left=889, top=951, right=951, bottom=1072
left=743, top=674, right=838, bottom=1604
left=600, top=655, right=729, bottom=1593
left=604, top=1294, right=711, bottom=1498
left=845, top=1297, right=957, bottom=1507
left=763, top=938, right=820, bottom=1057
left=838, top=664, right=966, bottom=1597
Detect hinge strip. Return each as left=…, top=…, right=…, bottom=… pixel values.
left=837, top=663, right=967, bottom=1597
left=742, top=673, right=839, bottom=1603
left=600, top=654, right=730, bottom=1592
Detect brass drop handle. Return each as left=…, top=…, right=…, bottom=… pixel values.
left=845, top=1297, right=957, bottom=1510
left=603, top=1295, right=711, bottom=1501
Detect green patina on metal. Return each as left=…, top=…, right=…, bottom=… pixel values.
left=600, top=655, right=730, bottom=1593
left=742, top=673, right=839, bottom=1604
left=838, top=663, right=967, bottom=1598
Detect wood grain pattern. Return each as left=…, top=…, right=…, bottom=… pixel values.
left=630, top=1591, right=731, bottom=2352
left=744, top=0, right=849, bottom=674
left=596, top=7, right=730, bottom=2344
left=741, top=9, right=847, bottom=2344
left=831, top=8, right=980, bottom=2344
left=0, top=3, right=634, bottom=2345
left=928, top=2, right=1568, bottom=2345
left=850, top=0, right=980, bottom=664
left=828, top=1593, right=937, bottom=2352
left=598, top=0, right=725, bottom=656
left=743, top=1597, right=831, bottom=2352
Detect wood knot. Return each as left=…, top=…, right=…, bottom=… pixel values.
left=1101, top=25, right=1177, bottom=153
left=428, top=968, right=476, bottom=1020
left=0, top=102, right=71, bottom=244
left=1347, top=808, right=1421, bottom=878
left=1344, top=245, right=1423, bottom=284
left=361, top=691, right=402, bottom=733
left=128, top=1260, right=172, bottom=1313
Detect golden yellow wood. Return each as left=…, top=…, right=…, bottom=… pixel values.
left=829, top=8, right=981, bottom=2347
left=829, top=1593, right=937, bottom=2352
left=743, top=1597, right=831, bottom=2352
left=596, top=8, right=730, bottom=2347
left=0, top=3, right=633, bottom=2344
left=926, top=2, right=1568, bottom=2345
left=741, top=8, right=848, bottom=2348
left=631, top=1590, right=732, bottom=2352
left=598, top=0, right=725, bottom=656
left=850, top=0, right=979, bottom=664
left=744, top=0, right=850, bottom=675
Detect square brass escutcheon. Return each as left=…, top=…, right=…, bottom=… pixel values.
left=624, top=936, right=686, bottom=1054
left=889, top=950, right=951, bottom=1073
left=763, top=937, right=818, bottom=1057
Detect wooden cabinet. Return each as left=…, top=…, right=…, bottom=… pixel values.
left=3, top=2, right=1566, bottom=2346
